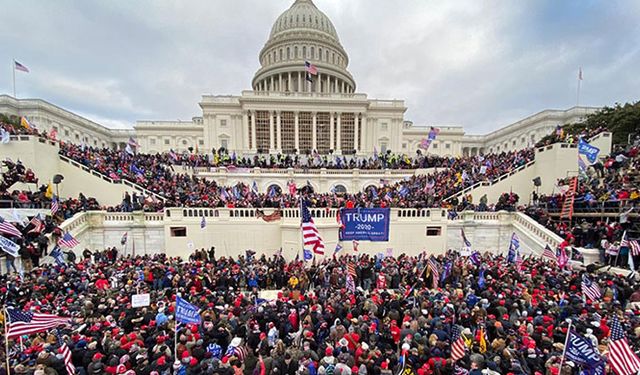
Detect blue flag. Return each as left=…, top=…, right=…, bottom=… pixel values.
left=200, top=216, right=206, bottom=229
left=565, top=330, right=605, bottom=375
left=578, top=138, right=600, bottom=164
left=478, top=268, right=486, bottom=289
left=470, top=251, right=481, bottom=266
left=303, top=247, right=313, bottom=262
left=176, top=296, right=201, bottom=324
left=507, top=233, right=520, bottom=263
left=50, top=245, right=66, bottom=266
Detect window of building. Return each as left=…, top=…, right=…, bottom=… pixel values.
left=220, top=119, right=227, bottom=127
left=512, top=140, right=516, bottom=146
left=94, top=140, right=97, bottom=146
left=182, top=139, right=188, bottom=146
left=65, top=130, right=69, bottom=136
left=298, top=112, right=313, bottom=154
left=303, top=46, right=306, bottom=58
left=310, top=46, right=314, bottom=59
left=150, top=138, right=156, bottom=145
left=281, top=112, right=295, bottom=153
left=340, top=113, right=355, bottom=152
left=164, top=139, right=170, bottom=145
left=402, top=143, right=407, bottom=149
left=433, top=143, right=438, bottom=149
left=170, top=227, right=187, bottom=237
left=316, top=112, right=330, bottom=154
left=380, top=142, right=388, bottom=153
left=255, top=111, right=272, bottom=152
left=332, top=184, right=347, bottom=194
left=198, top=139, right=204, bottom=146
left=220, top=139, right=228, bottom=149
left=445, top=143, right=451, bottom=149
left=426, top=226, right=441, bottom=236
left=279, top=49, right=283, bottom=61
left=381, top=122, right=388, bottom=131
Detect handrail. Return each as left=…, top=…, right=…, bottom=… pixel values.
left=444, top=160, right=535, bottom=201
left=58, top=154, right=166, bottom=202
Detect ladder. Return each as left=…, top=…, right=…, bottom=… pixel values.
left=560, top=176, right=578, bottom=220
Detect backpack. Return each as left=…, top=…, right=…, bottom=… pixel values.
left=324, top=363, right=335, bottom=375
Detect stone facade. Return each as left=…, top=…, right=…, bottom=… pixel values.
left=0, top=0, right=601, bottom=158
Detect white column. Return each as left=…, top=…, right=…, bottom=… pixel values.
left=250, top=111, right=257, bottom=152
left=360, top=114, right=366, bottom=152
left=334, top=79, right=338, bottom=93
left=326, top=75, right=330, bottom=93
left=336, top=112, right=342, bottom=154
left=329, top=112, right=335, bottom=151
left=294, top=112, right=300, bottom=152
left=353, top=113, right=359, bottom=152
left=269, top=111, right=275, bottom=152
left=279, top=74, right=283, bottom=92
left=316, top=73, right=321, bottom=93
left=312, top=112, right=317, bottom=152
left=276, top=111, right=282, bottom=152
left=288, top=72, right=292, bottom=92
left=242, top=111, right=249, bottom=152
left=297, top=72, right=302, bottom=92
left=341, top=81, right=345, bottom=93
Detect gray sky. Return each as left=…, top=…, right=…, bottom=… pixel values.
left=2, top=0, right=639, bottom=133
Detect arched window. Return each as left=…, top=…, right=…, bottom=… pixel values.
left=319, top=48, right=322, bottom=60
left=287, top=47, right=290, bottom=59
left=332, top=184, right=347, bottom=194
left=325, top=50, right=329, bottom=61
left=302, top=46, right=306, bottom=58
left=294, top=46, right=298, bottom=58
left=267, top=184, right=282, bottom=195
left=332, top=53, right=335, bottom=64
left=279, top=49, right=283, bottom=61
left=310, top=47, right=314, bottom=59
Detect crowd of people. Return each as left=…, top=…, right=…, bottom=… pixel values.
left=526, top=140, right=640, bottom=270
left=2, top=249, right=640, bottom=375
left=58, top=140, right=535, bottom=211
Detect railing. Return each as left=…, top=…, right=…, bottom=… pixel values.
left=189, top=166, right=418, bottom=178
left=513, top=212, right=563, bottom=249
left=0, top=200, right=52, bottom=209
left=58, top=154, right=166, bottom=201
left=445, top=160, right=536, bottom=201
left=537, top=199, right=639, bottom=217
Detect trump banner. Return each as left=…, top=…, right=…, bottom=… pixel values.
left=339, top=208, right=390, bottom=241
left=578, top=138, right=600, bottom=164
left=176, top=296, right=201, bottom=324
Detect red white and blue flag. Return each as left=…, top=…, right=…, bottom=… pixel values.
left=305, top=61, right=318, bottom=75
left=301, top=200, right=324, bottom=255
left=6, top=308, right=70, bottom=338
left=58, top=232, right=80, bottom=248
left=0, top=216, right=22, bottom=238
left=608, top=316, right=640, bottom=375
left=14, top=60, right=29, bottom=73
left=51, top=195, right=60, bottom=215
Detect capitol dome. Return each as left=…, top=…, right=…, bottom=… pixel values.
left=252, top=0, right=356, bottom=94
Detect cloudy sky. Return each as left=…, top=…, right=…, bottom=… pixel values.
left=2, top=0, right=639, bottom=133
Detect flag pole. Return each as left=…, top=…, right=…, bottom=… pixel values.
left=12, top=60, right=16, bottom=98
left=576, top=68, right=582, bottom=107
left=558, top=319, right=572, bottom=372
left=4, top=307, right=11, bottom=373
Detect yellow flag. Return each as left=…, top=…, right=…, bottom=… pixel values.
left=478, top=328, right=487, bottom=353
left=45, top=183, right=53, bottom=199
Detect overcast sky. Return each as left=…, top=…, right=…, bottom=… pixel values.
left=2, top=0, right=639, bottom=133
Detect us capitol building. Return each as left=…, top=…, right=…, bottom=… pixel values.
left=0, top=0, right=598, bottom=157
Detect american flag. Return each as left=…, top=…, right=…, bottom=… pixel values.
left=120, top=232, right=128, bottom=245
left=608, top=316, right=640, bottom=375
left=51, top=195, right=60, bottom=215
left=346, top=274, right=356, bottom=294
left=0, top=216, right=23, bottom=238
left=225, top=344, right=248, bottom=362
left=201, top=216, right=207, bottom=229
left=542, top=244, right=557, bottom=262
left=427, top=257, right=440, bottom=289
left=461, top=229, right=472, bottom=250
left=304, top=61, right=318, bottom=75
left=58, top=232, right=80, bottom=248
left=301, top=200, right=324, bottom=255
left=59, top=342, right=76, bottom=375
left=630, top=240, right=640, bottom=257
left=450, top=325, right=466, bottom=361
left=6, top=308, right=71, bottom=338
left=558, top=246, right=569, bottom=269
left=347, top=263, right=357, bottom=279
left=581, top=274, right=601, bottom=301
left=28, top=214, right=44, bottom=234
left=14, top=60, right=29, bottom=73
left=352, top=240, right=359, bottom=252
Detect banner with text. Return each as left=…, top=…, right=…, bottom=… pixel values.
left=339, top=208, right=390, bottom=241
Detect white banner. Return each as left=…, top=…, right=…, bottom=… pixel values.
left=0, top=235, right=20, bottom=257
left=131, top=293, right=150, bottom=308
